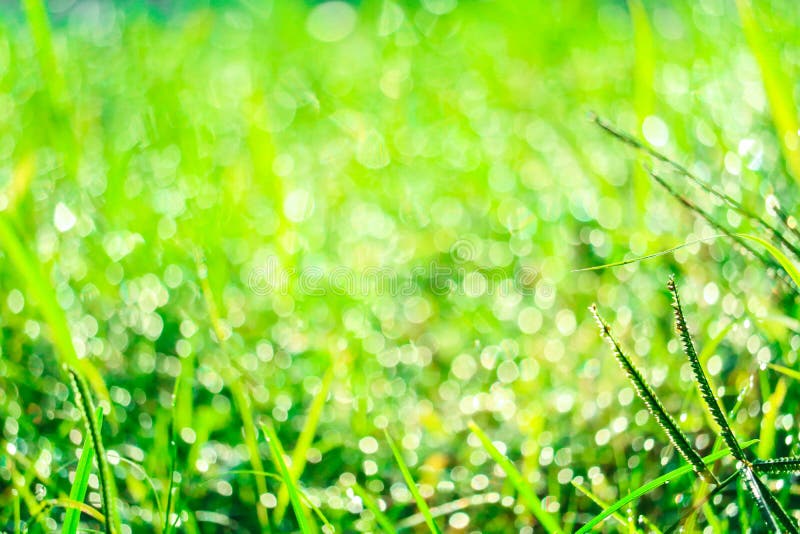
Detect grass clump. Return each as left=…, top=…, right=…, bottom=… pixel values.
left=66, top=367, right=120, bottom=534
left=590, top=277, right=800, bottom=533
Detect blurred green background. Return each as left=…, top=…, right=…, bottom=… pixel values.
left=2, top=0, right=800, bottom=531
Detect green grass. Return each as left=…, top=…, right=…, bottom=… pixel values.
left=467, top=421, right=562, bottom=533
left=576, top=439, right=759, bottom=534
left=3, top=1, right=800, bottom=532
left=262, top=422, right=314, bottom=534
left=62, top=407, right=101, bottom=534
left=385, top=431, right=441, bottom=534
left=350, top=482, right=398, bottom=534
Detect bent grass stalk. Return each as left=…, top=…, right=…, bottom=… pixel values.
left=742, top=466, right=798, bottom=533
left=593, top=115, right=800, bottom=284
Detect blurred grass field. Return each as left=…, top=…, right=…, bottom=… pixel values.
left=3, top=0, right=800, bottom=532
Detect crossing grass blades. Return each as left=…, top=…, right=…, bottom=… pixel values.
left=589, top=277, right=800, bottom=532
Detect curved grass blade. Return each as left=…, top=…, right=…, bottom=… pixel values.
left=737, top=233, right=800, bottom=288
left=667, top=276, right=745, bottom=462
left=275, top=364, right=334, bottom=523
left=754, top=457, right=800, bottom=474
left=350, top=482, right=398, bottom=534
left=576, top=439, right=758, bottom=533
left=467, top=421, right=561, bottom=533
left=31, top=498, right=106, bottom=525
left=62, top=408, right=101, bottom=534
left=590, top=305, right=717, bottom=484
left=115, top=456, right=164, bottom=527
left=207, top=468, right=332, bottom=530
left=262, top=423, right=314, bottom=534
left=385, top=430, right=442, bottom=534
left=67, top=367, right=119, bottom=534
left=573, top=235, right=728, bottom=272
left=741, top=466, right=799, bottom=533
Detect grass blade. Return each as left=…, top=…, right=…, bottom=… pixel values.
left=737, top=233, right=800, bottom=288
left=627, top=0, right=655, bottom=212
left=647, top=170, right=775, bottom=267
left=196, top=253, right=271, bottom=532
left=590, top=305, right=718, bottom=484
left=62, top=407, right=101, bottom=534
left=768, top=363, right=800, bottom=381
left=32, top=498, right=106, bottom=525
left=396, top=492, right=517, bottom=530
left=758, top=378, right=787, bottom=459
left=231, top=384, right=271, bottom=530
left=384, top=430, right=442, bottom=534
left=735, top=0, right=800, bottom=184
left=592, top=114, right=800, bottom=260
left=754, top=457, right=800, bottom=474
left=21, top=0, right=65, bottom=104
left=467, top=421, right=561, bottom=533
left=164, top=376, right=181, bottom=534
left=571, top=482, right=628, bottom=530
left=741, top=466, right=799, bottom=533
left=261, top=423, right=314, bottom=534
left=350, top=482, right=398, bottom=534
left=0, top=218, right=109, bottom=402
left=67, top=367, right=119, bottom=534
left=573, top=235, right=728, bottom=272
left=576, top=439, right=758, bottom=533
left=663, top=470, right=740, bottom=534
left=667, top=276, right=745, bottom=461
left=274, top=364, right=334, bottom=523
